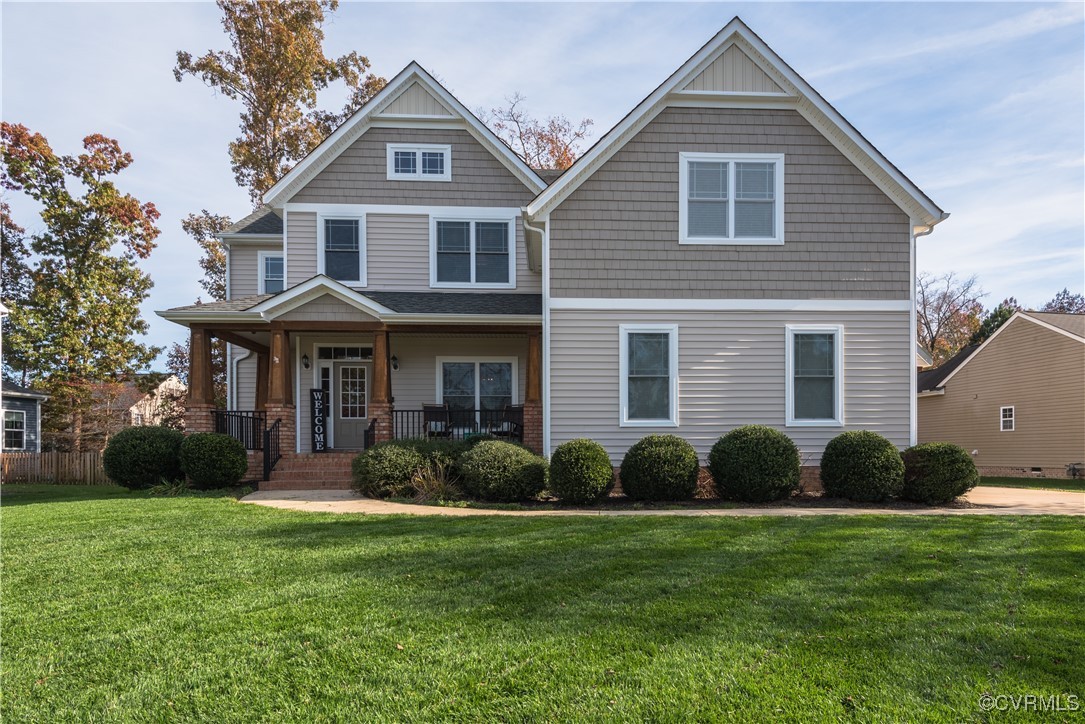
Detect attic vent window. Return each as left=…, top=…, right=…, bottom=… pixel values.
left=387, top=144, right=451, bottom=181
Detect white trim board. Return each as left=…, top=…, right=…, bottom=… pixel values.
left=549, top=298, right=911, bottom=312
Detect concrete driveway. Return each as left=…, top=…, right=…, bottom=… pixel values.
left=241, top=485, right=1084, bottom=517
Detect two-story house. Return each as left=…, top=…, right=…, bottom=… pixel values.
left=159, top=18, right=946, bottom=486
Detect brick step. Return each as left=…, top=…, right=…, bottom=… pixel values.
left=269, top=472, right=353, bottom=483
left=260, top=479, right=354, bottom=491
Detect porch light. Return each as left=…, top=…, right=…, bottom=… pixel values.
left=391, top=355, right=399, bottom=371
left=301, top=354, right=311, bottom=370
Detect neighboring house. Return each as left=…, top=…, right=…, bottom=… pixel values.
left=918, top=311, right=1085, bottom=478
left=158, top=18, right=945, bottom=482
left=2, top=380, right=48, bottom=453
left=915, top=344, right=933, bottom=371
left=85, top=374, right=188, bottom=450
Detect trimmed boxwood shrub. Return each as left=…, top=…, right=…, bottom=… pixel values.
left=102, top=425, right=184, bottom=490
left=708, top=425, right=800, bottom=502
left=395, top=438, right=469, bottom=468
left=901, top=442, right=979, bottom=504
left=820, top=430, right=904, bottom=502
left=549, top=438, right=614, bottom=504
left=352, top=443, right=427, bottom=499
left=457, top=440, right=548, bottom=502
left=179, top=432, right=248, bottom=490
left=619, top=434, right=699, bottom=501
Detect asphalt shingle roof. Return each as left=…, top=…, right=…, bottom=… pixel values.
left=224, top=206, right=283, bottom=235
left=2, top=380, right=49, bottom=399
left=166, top=294, right=274, bottom=313
left=917, top=344, right=978, bottom=392
left=164, top=289, right=541, bottom=317
left=1022, top=311, right=1085, bottom=338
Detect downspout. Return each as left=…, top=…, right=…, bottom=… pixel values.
left=909, top=218, right=941, bottom=446
left=521, top=211, right=549, bottom=456
left=230, top=348, right=253, bottom=411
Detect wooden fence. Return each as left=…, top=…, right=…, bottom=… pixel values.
left=1, top=452, right=109, bottom=485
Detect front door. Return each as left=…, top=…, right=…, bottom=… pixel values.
left=333, top=363, right=368, bottom=449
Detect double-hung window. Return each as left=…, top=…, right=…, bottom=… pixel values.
left=786, top=325, right=843, bottom=426
left=431, top=218, right=514, bottom=288
left=1000, top=406, right=1015, bottom=432
left=387, top=144, right=452, bottom=181
left=679, top=152, right=784, bottom=244
left=619, top=325, right=679, bottom=427
left=321, top=217, right=364, bottom=284
left=259, top=251, right=284, bottom=294
left=4, top=410, right=26, bottom=450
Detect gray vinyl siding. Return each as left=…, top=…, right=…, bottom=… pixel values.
left=548, top=107, right=911, bottom=300
left=286, top=212, right=318, bottom=287
left=229, top=245, right=282, bottom=298
left=549, top=309, right=912, bottom=463
left=2, top=397, right=40, bottom=452
left=231, top=344, right=257, bottom=411
left=292, top=127, right=536, bottom=207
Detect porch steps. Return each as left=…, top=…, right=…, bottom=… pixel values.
left=263, top=452, right=357, bottom=490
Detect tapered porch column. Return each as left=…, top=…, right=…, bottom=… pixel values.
left=264, top=328, right=296, bottom=453
left=523, top=332, right=543, bottom=454
left=370, top=329, right=393, bottom=444
left=185, top=326, right=215, bottom=433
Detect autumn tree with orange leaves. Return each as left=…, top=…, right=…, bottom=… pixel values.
left=484, top=93, right=593, bottom=170
left=1, top=123, right=162, bottom=450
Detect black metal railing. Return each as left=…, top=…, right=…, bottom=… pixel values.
left=212, top=410, right=267, bottom=450
left=392, top=409, right=522, bottom=443
left=363, top=420, right=376, bottom=450
left=263, top=418, right=282, bottom=481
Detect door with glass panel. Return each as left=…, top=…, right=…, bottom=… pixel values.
left=333, top=364, right=368, bottom=449
left=440, top=361, right=513, bottom=431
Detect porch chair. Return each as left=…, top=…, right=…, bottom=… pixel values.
left=488, top=404, right=524, bottom=443
left=423, top=403, right=453, bottom=439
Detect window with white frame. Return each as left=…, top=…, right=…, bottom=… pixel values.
left=679, top=152, right=784, bottom=244
left=786, top=325, right=843, bottom=426
left=1000, top=406, right=1015, bottom=432
left=619, top=325, right=679, bottom=426
left=321, top=218, right=363, bottom=283
left=431, top=218, right=514, bottom=287
left=387, top=144, right=452, bottom=181
left=259, top=252, right=284, bottom=294
left=4, top=410, right=26, bottom=450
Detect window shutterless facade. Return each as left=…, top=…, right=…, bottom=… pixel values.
left=436, top=357, right=517, bottom=427
left=678, top=152, right=784, bottom=245
left=386, top=143, right=452, bottom=181
left=430, top=217, right=515, bottom=288
left=785, top=325, right=843, bottom=427
left=318, top=217, right=364, bottom=284
left=619, top=324, right=679, bottom=427
left=259, top=251, right=285, bottom=294
left=1000, top=406, right=1015, bottom=432
left=4, top=410, right=26, bottom=450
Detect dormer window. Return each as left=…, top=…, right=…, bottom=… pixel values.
left=387, top=144, right=451, bottom=181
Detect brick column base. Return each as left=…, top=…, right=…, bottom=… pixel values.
left=370, top=401, right=393, bottom=445
left=264, top=404, right=296, bottom=454
left=185, top=403, right=215, bottom=434
left=522, top=400, right=542, bottom=455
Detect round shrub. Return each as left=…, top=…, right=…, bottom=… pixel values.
left=102, top=425, right=184, bottom=490
left=618, top=434, right=700, bottom=501
left=549, top=438, right=614, bottom=504
left=179, top=432, right=248, bottom=490
left=352, top=443, right=426, bottom=499
left=708, top=425, right=801, bottom=503
left=398, top=438, right=469, bottom=468
left=820, top=430, right=904, bottom=502
left=457, top=440, right=547, bottom=502
left=900, top=442, right=979, bottom=504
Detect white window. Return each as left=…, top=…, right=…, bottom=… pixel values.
left=1000, top=406, right=1015, bottom=432
left=318, top=217, right=365, bottom=284
left=387, top=144, right=452, bottom=181
left=259, top=252, right=284, bottom=294
left=619, top=324, right=679, bottom=427
left=786, top=325, right=844, bottom=427
left=132, top=412, right=144, bottom=426
left=4, top=410, right=26, bottom=450
left=437, top=358, right=517, bottom=427
left=679, top=152, right=784, bottom=245
left=430, top=218, right=515, bottom=288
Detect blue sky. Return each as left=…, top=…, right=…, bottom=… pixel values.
left=3, top=2, right=1083, bottom=367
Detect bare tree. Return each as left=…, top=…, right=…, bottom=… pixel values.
left=916, top=272, right=986, bottom=365
left=482, top=93, right=593, bottom=170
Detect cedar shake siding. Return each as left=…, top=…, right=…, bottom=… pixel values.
left=548, top=107, right=911, bottom=300
left=292, top=127, right=537, bottom=207
left=918, top=318, right=1085, bottom=471
left=549, top=309, right=912, bottom=463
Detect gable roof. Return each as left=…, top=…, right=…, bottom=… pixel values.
left=525, top=17, right=947, bottom=229
left=920, top=311, right=1084, bottom=392
left=2, top=380, right=49, bottom=400
left=262, top=62, right=547, bottom=207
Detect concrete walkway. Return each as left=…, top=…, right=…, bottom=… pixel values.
left=241, top=486, right=1084, bottom=517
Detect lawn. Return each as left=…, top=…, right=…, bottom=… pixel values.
left=980, top=476, right=1085, bottom=493
left=2, top=485, right=1083, bottom=722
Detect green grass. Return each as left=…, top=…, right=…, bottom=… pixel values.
left=980, top=476, right=1085, bottom=493
left=2, top=485, right=1082, bottom=722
